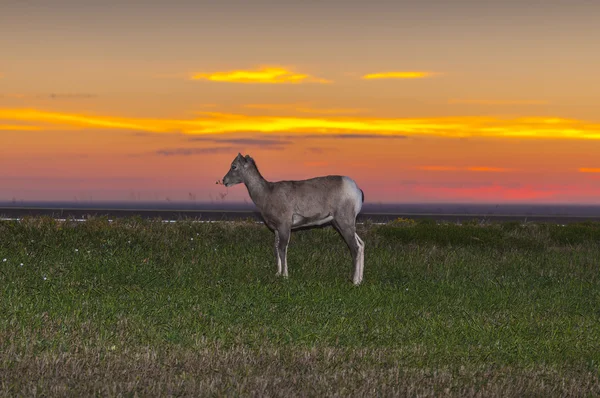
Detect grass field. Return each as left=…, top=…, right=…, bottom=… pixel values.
left=1, top=217, right=600, bottom=396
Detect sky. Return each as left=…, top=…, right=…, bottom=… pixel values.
left=1, top=0, right=600, bottom=205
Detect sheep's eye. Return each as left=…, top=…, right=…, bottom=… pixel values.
left=231, top=164, right=237, bottom=170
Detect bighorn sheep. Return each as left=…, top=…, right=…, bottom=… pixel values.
left=222, top=153, right=365, bottom=285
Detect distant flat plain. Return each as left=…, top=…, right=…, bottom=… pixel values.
left=1, top=201, right=600, bottom=223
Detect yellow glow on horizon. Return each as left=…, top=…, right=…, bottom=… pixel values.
left=2, top=108, right=600, bottom=140
left=362, top=71, right=435, bottom=79
left=191, top=66, right=331, bottom=84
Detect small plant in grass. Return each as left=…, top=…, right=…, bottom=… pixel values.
left=389, top=217, right=416, bottom=226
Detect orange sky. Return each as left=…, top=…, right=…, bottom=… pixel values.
left=1, top=0, right=600, bottom=204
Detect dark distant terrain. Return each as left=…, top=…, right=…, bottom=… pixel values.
left=1, top=201, right=600, bottom=223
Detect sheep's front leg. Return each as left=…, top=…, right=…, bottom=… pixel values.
left=276, top=227, right=291, bottom=278
left=274, top=230, right=282, bottom=276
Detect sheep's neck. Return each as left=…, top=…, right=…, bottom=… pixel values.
left=244, top=167, right=271, bottom=209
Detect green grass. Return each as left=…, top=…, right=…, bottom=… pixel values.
left=1, top=217, right=600, bottom=396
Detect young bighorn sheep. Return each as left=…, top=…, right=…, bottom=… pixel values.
left=222, top=153, right=365, bottom=285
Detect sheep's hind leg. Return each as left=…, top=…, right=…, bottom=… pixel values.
left=276, top=227, right=291, bottom=278
left=354, top=233, right=365, bottom=285
left=274, top=230, right=282, bottom=276
left=332, top=219, right=362, bottom=285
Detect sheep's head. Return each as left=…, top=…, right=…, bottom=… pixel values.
left=222, top=153, right=253, bottom=187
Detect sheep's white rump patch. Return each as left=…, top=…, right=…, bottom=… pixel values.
left=342, top=176, right=363, bottom=216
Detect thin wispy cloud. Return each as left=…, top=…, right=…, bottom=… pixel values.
left=430, top=181, right=510, bottom=189
left=449, top=99, right=550, bottom=105
left=0, top=94, right=28, bottom=99
left=305, top=147, right=327, bottom=153
left=320, top=133, right=407, bottom=139
left=243, top=103, right=309, bottom=111
left=417, top=166, right=459, bottom=172
left=417, top=166, right=514, bottom=172
left=155, top=147, right=235, bottom=156
left=304, top=161, right=329, bottom=168
left=191, top=66, right=331, bottom=84
left=0, top=125, right=41, bottom=131
left=579, top=168, right=600, bottom=173
left=155, top=142, right=287, bottom=156
left=0, top=93, right=97, bottom=100
left=0, top=176, right=151, bottom=183
left=3, top=108, right=600, bottom=140
left=415, top=166, right=458, bottom=171
left=47, top=93, right=97, bottom=100
left=0, top=109, right=174, bottom=131
left=243, top=103, right=366, bottom=115
left=466, top=166, right=514, bottom=172
left=295, top=107, right=367, bottom=115
left=199, top=133, right=406, bottom=141
left=278, top=133, right=408, bottom=140
left=401, top=180, right=522, bottom=189
left=188, top=136, right=292, bottom=147
left=362, top=71, right=438, bottom=80
left=152, top=72, right=190, bottom=79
